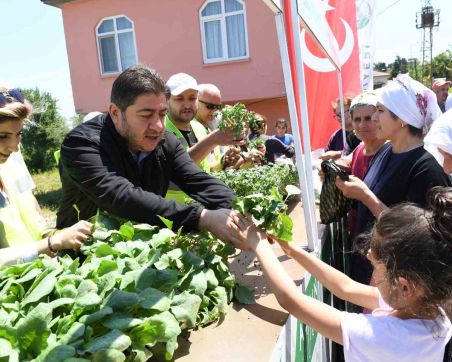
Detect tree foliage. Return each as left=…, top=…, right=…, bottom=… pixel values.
left=21, top=88, right=69, bottom=172
left=375, top=48, right=451, bottom=87
left=388, top=56, right=409, bottom=80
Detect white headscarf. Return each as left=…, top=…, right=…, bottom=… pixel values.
left=350, top=91, right=378, bottom=113
left=376, top=74, right=442, bottom=129
left=424, top=109, right=452, bottom=170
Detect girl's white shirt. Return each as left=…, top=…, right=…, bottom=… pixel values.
left=341, top=291, right=451, bottom=362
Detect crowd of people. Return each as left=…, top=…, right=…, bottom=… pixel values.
left=0, top=66, right=450, bottom=361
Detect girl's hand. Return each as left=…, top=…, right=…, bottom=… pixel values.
left=335, top=175, right=369, bottom=201
left=52, top=220, right=93, bottom=252
left=268, top=235, right=297, bottom=257
left=237, top=216, right=267, bottom=251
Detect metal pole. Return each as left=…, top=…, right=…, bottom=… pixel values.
left=288, top=0, right=319, bottom=250
left=275, top=13, right=317, bottom=250
left=337, top=72, right=347, bottom=154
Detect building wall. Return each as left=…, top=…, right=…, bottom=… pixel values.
left=60, top=0, right=286, bottom=116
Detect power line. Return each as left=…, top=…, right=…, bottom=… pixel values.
left=377, top=0, right=403, bottom=16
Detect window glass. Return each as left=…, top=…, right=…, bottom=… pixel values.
left=204, top=21, right=223, bottom=59
left=225, top=0, right=243, bottom=12
left=226, top=14, right=246, bottom=57
left=116, top=16, right=132, bottom=30
left=98, top=19, right=114, bottom=34
left=118, top=32, right=136, bottom=70
left=99, top=36, right=119, bottom=72
left=201, top=1, right=222, bottom=16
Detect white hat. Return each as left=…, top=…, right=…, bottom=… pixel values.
left=166, top=73, right=198, bottom=96
left=376, top=74, right=441, bottom=129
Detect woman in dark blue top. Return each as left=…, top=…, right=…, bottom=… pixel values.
left=336, top=74, right=451, bottom=285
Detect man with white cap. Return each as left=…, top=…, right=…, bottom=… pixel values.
left=57, top=65, right=246, bottom=247
left=165, top=73, right=238, bottom=172
left=432, top=78, right=451, bottom=113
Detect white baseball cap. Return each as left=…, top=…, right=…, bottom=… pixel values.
left=166, top=73, right=199, bottom=96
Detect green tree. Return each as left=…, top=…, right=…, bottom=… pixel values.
left=69, top=114, right=84, bottom=129
left=431, top=49, right=452, bottom=80
left=21, top=88, right=69, bottom=172
left=388, top=56, right=409, bottom=79
left=374, top=62, right=387, bottom=72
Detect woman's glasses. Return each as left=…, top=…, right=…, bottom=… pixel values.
left=199, top=99, right=223, bottom=111
left=0, top=89, right=24, bottom=107
left=333, top=109, right=349, bottom=119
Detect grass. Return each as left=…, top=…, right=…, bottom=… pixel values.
left=31, top=168, right=61, bottom=225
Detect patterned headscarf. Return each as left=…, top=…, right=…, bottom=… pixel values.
left=376, top=74, right=442, bottom=130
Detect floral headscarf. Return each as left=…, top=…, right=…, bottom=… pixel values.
left=376, top=74, right=442, bottom=130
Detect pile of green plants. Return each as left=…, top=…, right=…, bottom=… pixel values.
left=213, top=163, right=299, bottom=198
left=217, top=103, right=260, bottom=141
left=0, top=213, right=255, bottom=361
left=233, top=185, right=300, bottom=242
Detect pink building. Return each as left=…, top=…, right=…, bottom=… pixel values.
left=42, top=0, right=291, bottom=134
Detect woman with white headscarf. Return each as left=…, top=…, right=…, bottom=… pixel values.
left=336, top=74, right=451, bottom=285
left=425, top=109, right=452, bottom=175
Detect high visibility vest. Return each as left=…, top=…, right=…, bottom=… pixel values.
left=164, top=116, right=194, bottom=204
left=0, top=152, right=43, bottom=248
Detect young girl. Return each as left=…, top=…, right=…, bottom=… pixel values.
left=238, top=187, right=451, bottom=361
left=0, top=87, right=92, bottom=266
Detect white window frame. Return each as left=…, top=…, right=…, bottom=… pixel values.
left=199, top=0, right=250, bottom=64
left=95, top=15, right=138, bottom=76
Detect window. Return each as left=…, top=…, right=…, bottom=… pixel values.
left=199, top=0, right=249, bottom=63
left=96, top=15, right=138, bottom=75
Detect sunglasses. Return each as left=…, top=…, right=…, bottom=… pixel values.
left=0, top=88, right=24, bottom=107
left=199, top=99, right=223, bottom=111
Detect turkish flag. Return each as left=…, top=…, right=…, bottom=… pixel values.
left=300, top=0, right=361, bottom=151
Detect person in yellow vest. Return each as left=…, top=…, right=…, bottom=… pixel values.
left=194, top=83, right=225, bottom=171
left=165, top=73, right=242, bottom=170
left=0, top=87, right=92, bottom=267
left=164, top=73, right=243, bottom=203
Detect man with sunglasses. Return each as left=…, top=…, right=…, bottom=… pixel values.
left=195, top=83, right=223, bottom=130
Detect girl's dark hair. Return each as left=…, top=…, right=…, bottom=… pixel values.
left=275, top=118, right=287, bottom=128
left=370, top=186, right=452, bottom=317
left=388, top=109, right=423, bottom=137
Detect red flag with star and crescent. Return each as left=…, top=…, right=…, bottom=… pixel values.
left=300, top=0, right=361, bottom=151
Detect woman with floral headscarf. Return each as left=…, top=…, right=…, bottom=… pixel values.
left=335, top=74, right=452, bottom=286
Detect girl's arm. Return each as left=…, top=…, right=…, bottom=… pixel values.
left=250, top=229, right=344, bottom=344
left=278, top=241, right=380, bottom=311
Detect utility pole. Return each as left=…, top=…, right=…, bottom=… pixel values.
left=416, top=0, right=440, bottom=86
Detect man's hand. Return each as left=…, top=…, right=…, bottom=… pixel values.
left=198, top=209, right=251, bottom=249
left=211, top=129, right=247, bottom=147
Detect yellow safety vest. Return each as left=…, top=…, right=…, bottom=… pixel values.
left=0, top=153, right=43, bottom=248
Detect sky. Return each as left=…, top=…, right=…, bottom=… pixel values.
left=0, top=0, right=451, bottom=119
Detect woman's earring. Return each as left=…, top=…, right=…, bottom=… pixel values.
left=400, top=121, right=405, bottom=128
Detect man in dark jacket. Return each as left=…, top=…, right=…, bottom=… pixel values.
left=57, top=65, right=243, bottom=245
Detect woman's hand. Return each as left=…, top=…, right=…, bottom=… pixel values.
left=319, top=150, right=342, bottom=161
left=335, top=175, right=370, bottom=201
left=52, top=220, right=93, bottom=252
